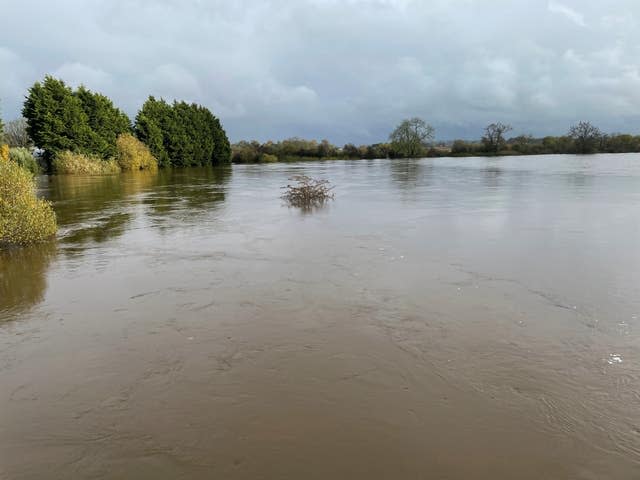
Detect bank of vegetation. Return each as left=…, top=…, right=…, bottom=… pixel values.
left=5, top=76, right=231, bottom=175
left=232, top=119, right=640, bottom=163
left=0, top=76, right=232, bottom=245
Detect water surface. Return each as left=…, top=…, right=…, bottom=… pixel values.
left=1, top=155, right=639, bottom=479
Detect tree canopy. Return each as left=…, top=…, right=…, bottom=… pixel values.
left=569, top=121, right=602, bottom=154
left=389, top=118, right=434, bottom=158
left=135, top=97, right=230, bottom=167
left=482, top=123, right=512, bottom=153
left=22, top=76, right=131, bottom=163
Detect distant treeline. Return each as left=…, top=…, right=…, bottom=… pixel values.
left=450, top=133, right=640, bottom=157
left=231, top=138, right=398, bottom=163
left=15, top=76, right=230, bottom=172
left=232, top=120, right=640, bottom=163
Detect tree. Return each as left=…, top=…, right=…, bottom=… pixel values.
left=451, top=140, right=471, bottom=155
left=22, top=76, right=131, bottom=165
left=342, top=143, right=360, bottom=158
left=568, top=121, right=601, bottom=154
left=482, top=122, right=512, bottom=153
left=75, top=86, right=131, bottom=158
left=134, top=96, right=231, bottom=168
left=511, top=134, right=534, bottom=154
left=134, top=96, right=172, bottom=167
left=23, top=76, right=95, bottom=164
left=389, top=117, right=434, bottom=158
left=4, top=118, right=32, bottom=148
left=210, top=115, right=231, bottom=164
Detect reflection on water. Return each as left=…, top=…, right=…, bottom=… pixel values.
left=481, top=164, right=503, bottom=188
left=0, top=241, right=57, bottom=316
left=1, top=155, right=640, bottom=479
left=62, top=212, right=133, bottom=246
left=143, top=167, right=231, bottom=227
left=389, top=158, right=432, bottom=190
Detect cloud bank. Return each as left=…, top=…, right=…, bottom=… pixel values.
left=1, top=0, right=639, bottom=143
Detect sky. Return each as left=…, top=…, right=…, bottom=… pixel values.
left=1, top=0, right=640, bottom=144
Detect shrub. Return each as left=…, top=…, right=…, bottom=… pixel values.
left=9, top=147, right=39, bottom=174
left=53, top=151, right=121, bottom=175
left=0, top=160, right=57, bottom=245
left=0, top=144, right=9, bottom=162
left=260, top=153, right=278, bottom=163
left=116, top=133, right=158, bottom=171
left=281, top=175, right=334, bottom=209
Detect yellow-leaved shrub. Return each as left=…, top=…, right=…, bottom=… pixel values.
left=116, top=134, right=158, bottom=172
left=0, top=144, right=9, bottom=162
left=0, top=160, right=57, bottom=245
left=53, top=151, right=121, bottom=175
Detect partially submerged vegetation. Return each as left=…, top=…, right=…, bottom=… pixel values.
left=0, top=159, right=57, bottom=245
left=116, top=134, right=158, bottom=172
left=282, top=175, right=334, bottom=209
left=0, top=144, right=8, bottom=162
left=17, top=76, right=230, bottom=174
left=53, top=151, right=120, bottom=175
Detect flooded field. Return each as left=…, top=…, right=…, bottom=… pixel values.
left=1, top=155, right=639, bottom=479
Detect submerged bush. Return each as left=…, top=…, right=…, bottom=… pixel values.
left=9, top=147, right=39, bottom=174
left=0, top=160, right=57, bottom=245
left=116, top=133, right=158, bottom=172
left=281, top=175, right=334, bottom=209
left=53, top=151, right=121, bottom=175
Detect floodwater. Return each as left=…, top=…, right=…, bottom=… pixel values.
left=1, top=155, right=639, bottom=479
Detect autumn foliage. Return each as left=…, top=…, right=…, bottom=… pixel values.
left=0, top=160, right=57, bottom=245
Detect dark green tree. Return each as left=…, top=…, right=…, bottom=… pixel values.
left=75, top=86, right=131, bottom=158
left=134, top=97, right=230, bottom=167
left=210, top=115, right=231, bottom=164
left=22, top=76, right=95, bottom=164
left=22, top=76, right=131, bottom=165
left=134, top=96, right=172, bottom=167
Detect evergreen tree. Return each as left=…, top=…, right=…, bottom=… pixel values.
left=75, top=86, right=131, bottom=158
left=211, top=116, right=231, bottom=164
left=22, top=76, right=132, bottom=165
left=134, top=97, right=231, bottom=167
left=135, top=97, right=171, bottom=167
left=22, top=76, right=95, bottom=164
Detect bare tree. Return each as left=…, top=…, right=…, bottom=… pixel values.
left=389, top=118, right=435, bottom=158
left=482, top=122, right=512, bottom=153
left=3, top=118, right=32, bottom=148
left=568, top=121, right=601, bottom=154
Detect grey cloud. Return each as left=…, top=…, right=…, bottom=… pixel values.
left=1, top=0, right=639, bottom=143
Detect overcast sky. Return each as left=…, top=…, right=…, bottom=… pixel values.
left=1, top=0, right=639, bottom=143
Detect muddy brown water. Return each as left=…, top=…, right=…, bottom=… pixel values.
left=1, top=155, right=639, bottom=479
